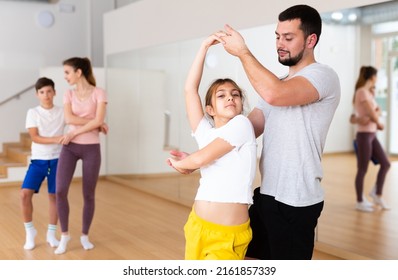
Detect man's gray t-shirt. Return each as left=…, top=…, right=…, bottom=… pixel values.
left=257, top=62, right=340, bottom=207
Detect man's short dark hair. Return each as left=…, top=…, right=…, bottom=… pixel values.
left=35, top=77, right=55, bottom=91
left=278, top=5, right=322, bottom=46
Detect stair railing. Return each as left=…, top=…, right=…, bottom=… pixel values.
left=0, top=84, right=35, bottom=106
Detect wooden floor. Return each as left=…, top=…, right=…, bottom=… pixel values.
left=108, top=153, right=398, bottom=260
left=0, top=179, right=189, bottom=260
left=317, top=153, right=398, bottom=260
left=0, top=153, right=396, bottom=260
left=0, top=179, right=339, bottom=260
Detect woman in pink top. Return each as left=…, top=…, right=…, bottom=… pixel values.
left=55, top=57, right=108, bottom=254
left=352, top=66, right=390, bottom=212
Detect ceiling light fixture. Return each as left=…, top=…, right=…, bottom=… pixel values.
left=331, top=12, right=343, bottom=21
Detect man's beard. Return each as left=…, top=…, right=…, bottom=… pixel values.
left=278, top=49, right=304, bottom=66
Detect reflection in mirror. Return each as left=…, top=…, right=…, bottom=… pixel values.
left=317, top=1, right=398, bottom=259
left=105, top=1, right=398, bottom=260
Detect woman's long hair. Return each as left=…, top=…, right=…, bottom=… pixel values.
left=63, top=57, right=96, bottom=86
left=352, top=66, right=377, bottom=104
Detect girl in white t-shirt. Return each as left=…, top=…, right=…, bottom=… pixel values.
left=167, top=35, right=257, bottom=260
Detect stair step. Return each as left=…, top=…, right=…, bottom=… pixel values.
left=0, top=132, right=32, bottom=180
left=20, top=134, right=31, bottom=148
left=0, top=156, right=27, bottom=166
left=5, top=147, right=30, bottom=164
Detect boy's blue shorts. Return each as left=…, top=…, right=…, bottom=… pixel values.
left=21, top=159, right=58, bottom=194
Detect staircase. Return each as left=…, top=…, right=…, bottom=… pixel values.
left=0, top=132, right=31, bottom=183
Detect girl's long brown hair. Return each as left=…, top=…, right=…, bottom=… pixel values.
left=204, top=78, right=245, bottom=119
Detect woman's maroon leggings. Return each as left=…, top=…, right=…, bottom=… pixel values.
left=56, top=142, right=101, bottom=234
left=355, top=132, right=390, bottom=202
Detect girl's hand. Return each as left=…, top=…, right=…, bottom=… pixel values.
left=167, top=150, right=195, bottom=174
left=60, top=132, right=76, bottom=145
left=169, top=150, right=189, bottom=160
left=377, top=121, right=384, bottom=130
left=100, top=123, right=109, bottom=134
left=202, top=33, right=223, bottom=49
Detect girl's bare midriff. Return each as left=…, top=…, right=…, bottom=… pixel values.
left=194, top=200, right=249, bottom=226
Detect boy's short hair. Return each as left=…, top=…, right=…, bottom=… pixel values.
left=35, top=77, right=55, bottom=91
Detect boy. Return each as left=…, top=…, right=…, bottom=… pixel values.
left=20, top=77, right=65, bottom=250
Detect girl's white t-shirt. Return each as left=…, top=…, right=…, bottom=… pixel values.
left=193, top=115, right=257, bottom=204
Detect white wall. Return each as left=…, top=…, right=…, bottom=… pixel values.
left=106, top=68, right=171, bottom=174
left=104, top=0, right=389, bottom=55
left=0, top=0, right=113, bottom=152
left=0, top=1, right=87, bottom=76
left=319, top=24, right=360, bottom=152
left=115, top=0, right=142, bottom=8
left=88, top=0, right=115, bottom=67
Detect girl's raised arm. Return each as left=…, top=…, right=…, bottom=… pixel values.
left=184, top=35, right=222, bottom=132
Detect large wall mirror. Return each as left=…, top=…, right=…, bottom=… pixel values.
left=105, top=1, right=398, bottom=259
left=105, top=25, right=284, bottom=205
left=317, top=1, right=398, bottom=260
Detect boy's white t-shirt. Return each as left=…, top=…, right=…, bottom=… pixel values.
left=193, top=115, right=257, bottom=204
left=25, top=105, right=65, bottom=160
